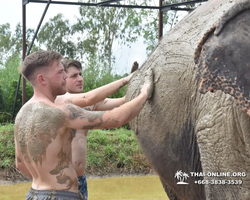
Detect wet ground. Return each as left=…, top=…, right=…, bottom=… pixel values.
left=0, top=175, right=169, bottom=200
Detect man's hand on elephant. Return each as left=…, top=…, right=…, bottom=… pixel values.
left=140, top=68, right=154, bottom=100
left=124, top=72, right=134, bottom=84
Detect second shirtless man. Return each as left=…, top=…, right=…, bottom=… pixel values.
left=59, top=59, right=129, bottom=199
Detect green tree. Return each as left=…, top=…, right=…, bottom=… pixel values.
left=82, top=56, right=127, bottom=98
left=0, top=23, right=38, bottom=66
left=0, top=0, right=200, bottom=124
left=37, top=13, right=77, bottom=59
left=73, top=0, right=155, bottom=73
left=0, top=23, right=12, bottom=65
left=140, top=0, right=200, bottom=55
left=0, top=52, right=34, bottom=124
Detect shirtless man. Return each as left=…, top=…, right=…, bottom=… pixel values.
left=15, top=51, right=154, bottom=200
left=57, top=59, right=130, bottom=199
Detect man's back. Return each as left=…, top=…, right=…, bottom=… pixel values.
left=15, top=101, right=79, bottom=192
left=15, top=50, right=154, bottom=200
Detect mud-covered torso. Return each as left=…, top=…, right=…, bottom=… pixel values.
left=15, top=102, right=78, bottom=192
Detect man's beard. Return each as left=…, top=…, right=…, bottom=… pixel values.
left=68, top=87, right=82, bottom=94
left=51, top=84, right=67, bottom=96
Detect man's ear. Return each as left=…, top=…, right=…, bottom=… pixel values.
left=37, top=74, right=47, bottom=86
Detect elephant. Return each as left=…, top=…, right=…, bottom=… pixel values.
left=126, top=0, right=250, bottom=199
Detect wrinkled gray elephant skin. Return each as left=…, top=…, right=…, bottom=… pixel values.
left=126, top=0, right=250, bottom=200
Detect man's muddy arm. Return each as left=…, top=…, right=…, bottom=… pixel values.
left=65, top=69, right=154, bottom=130
left=65, top=92, right=148, bottom=130
left=93, top=97, right=126, bottom=111
left=56, top=73, right=133, bottom=108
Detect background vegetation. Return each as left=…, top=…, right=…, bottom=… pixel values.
left=0, top=124, right=150, bottom=180
left=0, top=0, right=204, bottom=180
left=0, top=0, right=200, bottom=124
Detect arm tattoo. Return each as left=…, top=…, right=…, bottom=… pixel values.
left=103, top=99, right=108, bottom=105
left=64, top=95, right=85, bottom=104
left=82, top=123, right=102, bottom=129
left=66, top=104, right=85, bottom=119
left=66, top=104, right=105, bottom=129
left=84, top=107, right=91, bottom=111
left=64, top=100, right=73, bottom=104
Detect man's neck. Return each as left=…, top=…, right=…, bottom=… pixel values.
left=67, top=91, right=81, bottom=95
left=33, top=89, right=56, bottom=103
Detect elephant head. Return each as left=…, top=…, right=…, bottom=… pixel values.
left=126, top=0, right=250, bottom=199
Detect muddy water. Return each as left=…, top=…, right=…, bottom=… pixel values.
left=0, top=175, right=169, bottom=200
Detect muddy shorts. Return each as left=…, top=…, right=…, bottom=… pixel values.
left=78, top=174, right=88, bottom=200
left=26, top=188, right=82, bottom=200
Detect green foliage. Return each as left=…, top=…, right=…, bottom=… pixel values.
left=0, top=0, right=200, bottom=124
left=0, top=23, right=37, bottom=67
left=118, top=151, right=131, bottom=165
left=88, top=130, right=109, bottom=145
left=0, top=53, right=33, bottom=124
left=37, top=14, right=77, bottom=59
left=0, top=24, right=12, bottom=65
left=0, top=23, right=37, bottom=123
left=0, top=124, right=149, bottom=173
left=0, top=124, right=14, bottom=133
left=105, top=144, right=116, bottom=159
left=140, top=0, right=197, bottom=55
left=86, top=128, right=147, bottom=172
left=0, top=85, right=5, bottom=111
left=73, top=0, right=147, bottom=71
left=82, top=58, right=128, bottom=98
left=0, top=124, right=15, bottom=168
left=0, top=53, right=21, bottom=123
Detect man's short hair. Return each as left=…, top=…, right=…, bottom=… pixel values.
left=62, top=60, right=82, bottom=73
left=19, top=51, right=63, bottom=81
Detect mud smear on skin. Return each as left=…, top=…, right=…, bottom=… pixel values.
left=50, top=148, right=77, bottom=190
left=50, top=149, right=70, bottom=175
left=69, top=129, right=76, bottom=142
left=56, top=175, right=78, bottom=191
left=15, top=103, right=65, bottom=165
left=17, top=103, right=77, bottom=190
left=15, top=106, right=33, bottom=163
left=66, top=104, right=105, bottom=129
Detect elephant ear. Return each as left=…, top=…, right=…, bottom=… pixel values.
left=194, top=0, right=250, bottom=112
left=214, top=0, right=250, bottom=36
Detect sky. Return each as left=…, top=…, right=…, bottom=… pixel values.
left=0, top=0, right=187, bottom=74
